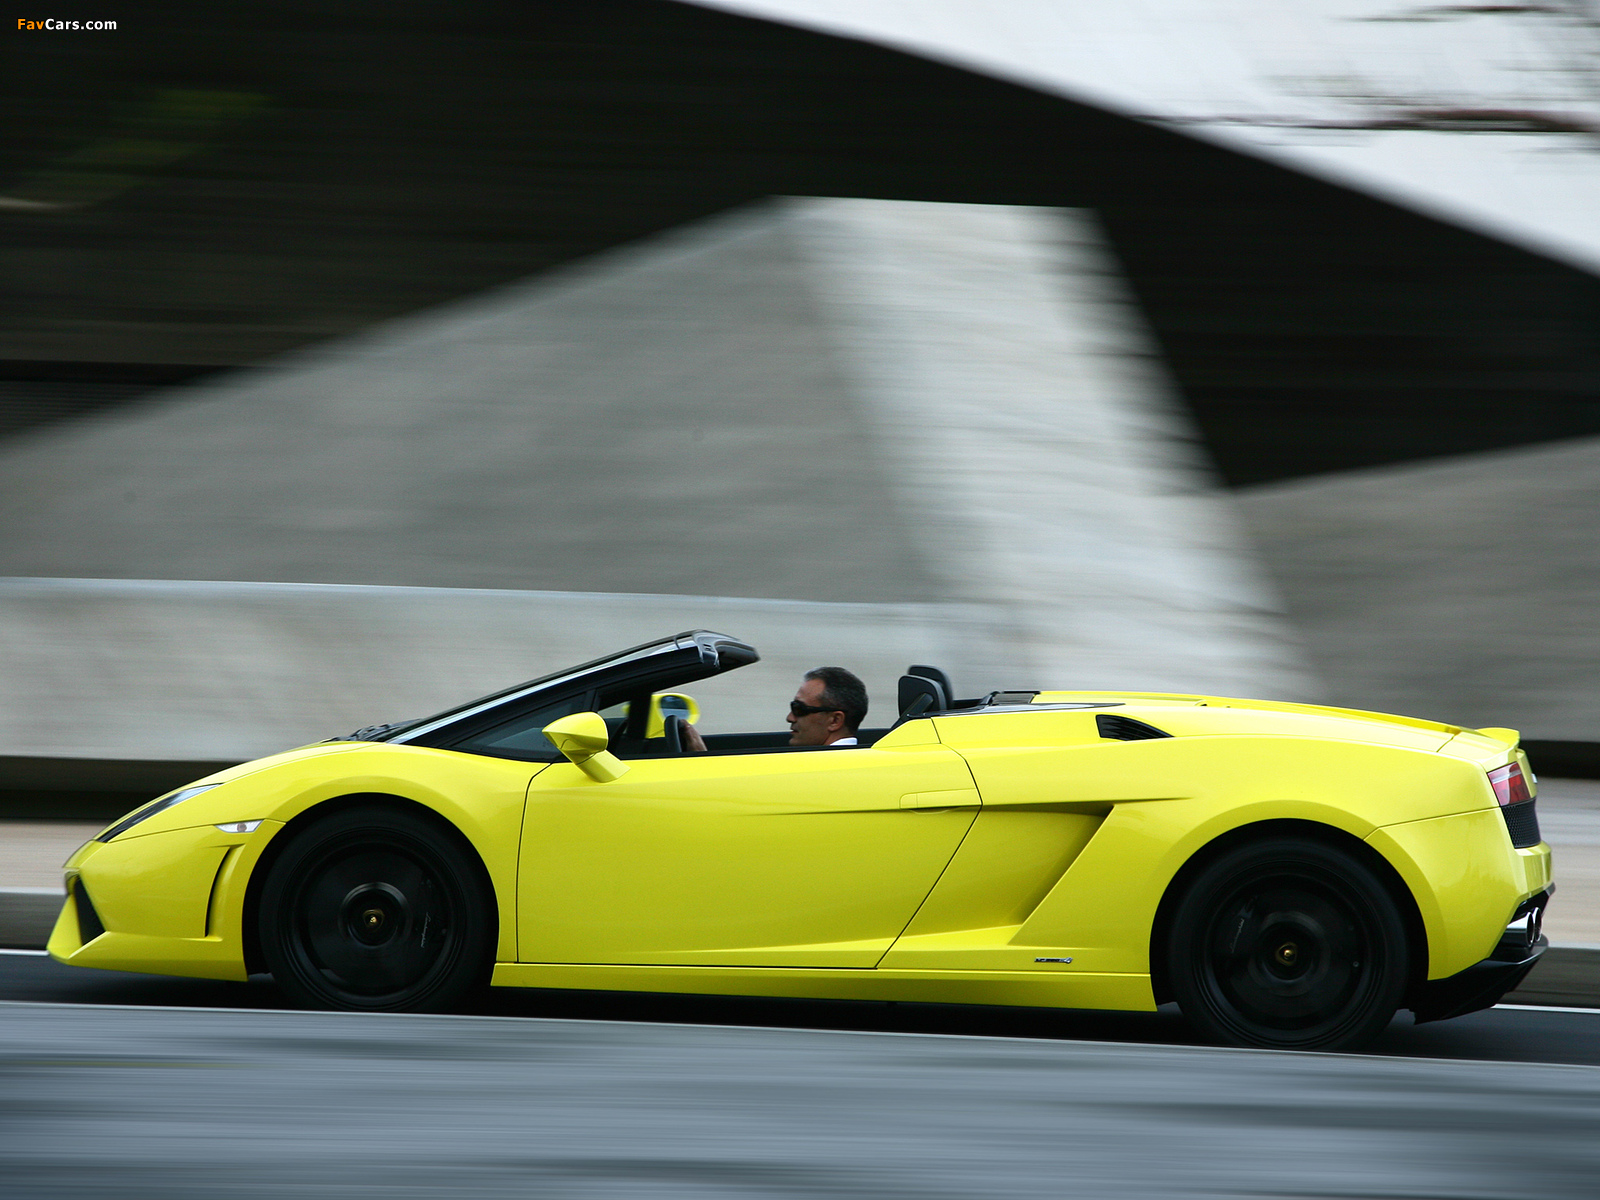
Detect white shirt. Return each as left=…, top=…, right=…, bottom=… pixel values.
left=826, top=737, right=859, bottom=747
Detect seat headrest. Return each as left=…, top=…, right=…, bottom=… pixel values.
left=908, top=664, right=955, bottom=703
left=897, top=673, right=948, bottom=720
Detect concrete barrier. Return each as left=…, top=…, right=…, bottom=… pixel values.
left=0, top=201, right=1317, bottom=766
left=0, top=579, right=1037, bottom=764
left=1503, top=946, right=1600, bottom=1009
left=0, top=888, right=61, bottom=950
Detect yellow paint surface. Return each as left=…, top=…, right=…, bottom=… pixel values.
left=45, top=695, right=1553, bottom=1013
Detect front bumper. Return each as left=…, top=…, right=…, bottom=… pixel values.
left=47, top=820, right=280, bottom=982
left=1410, top=888, right=1551, bottom=1024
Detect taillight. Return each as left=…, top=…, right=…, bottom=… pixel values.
left=1488, top=763, right=1532, bottom=807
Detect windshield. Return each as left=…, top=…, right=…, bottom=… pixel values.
left=375, top=633, right=697, bottom=744
left=340, top=630, right=754, bottom=745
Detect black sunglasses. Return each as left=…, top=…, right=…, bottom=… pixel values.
left=789, top=700, right=840, bottom=719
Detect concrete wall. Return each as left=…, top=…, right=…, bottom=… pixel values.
left=0, top=199, right=1310, bottom=763
left=1239, top=435, right=1600, bottom=740
left=0, top=578, right=1005, bottom=761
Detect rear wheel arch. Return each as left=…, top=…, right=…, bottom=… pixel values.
left=1148, top=818, right=1428, bottom=1008
left=242, top=792, right=497, bottom=977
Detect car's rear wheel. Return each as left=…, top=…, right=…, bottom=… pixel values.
left=258, top=805, right=493, bottom=1012
left=1166, top=837, right=1409, bottom=1051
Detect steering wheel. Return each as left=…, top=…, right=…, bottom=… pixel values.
left=662, top=713, right=684, bottom=755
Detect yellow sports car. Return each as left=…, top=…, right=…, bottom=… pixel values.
left=49, top=630, right=1552, bottom=1051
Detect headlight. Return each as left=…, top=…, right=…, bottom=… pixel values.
left=96, top=783, right=222, bottom=842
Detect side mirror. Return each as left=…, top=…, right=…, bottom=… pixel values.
left=646, top=692, right=700, bottom=739
left=543, top=712, right=630, bottom=783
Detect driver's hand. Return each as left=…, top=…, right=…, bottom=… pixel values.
left=682, top=722, right=707, bottom=753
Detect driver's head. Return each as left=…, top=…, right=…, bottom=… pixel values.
left=786, top=667, right=868, bottom=746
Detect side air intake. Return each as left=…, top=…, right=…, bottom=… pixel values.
left=1096, top=714, right=1172, bottom=742
left=73, top=880, right=107, bottom=943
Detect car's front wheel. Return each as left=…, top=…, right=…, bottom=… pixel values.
left=1166, top=836, right=1410, bottom=1051
left=258, top=805, right=494, bottom=1012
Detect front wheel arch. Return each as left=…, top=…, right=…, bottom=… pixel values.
left=1148, top=819, right=1428, bottom=1009
left=242, top=793, right=497, bottom=978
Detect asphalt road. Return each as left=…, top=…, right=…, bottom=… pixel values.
left=8, top=953, right=1600, bottom=1199
left=2, top=949, right=1598, bottom=1063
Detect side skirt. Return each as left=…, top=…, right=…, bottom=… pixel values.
left=490, top=962, right=1156, bottom=1012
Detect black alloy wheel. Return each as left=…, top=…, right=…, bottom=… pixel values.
left=1166, top=837, right=1410, bottom=1051
left=258, top=805, right=494, bottom=1012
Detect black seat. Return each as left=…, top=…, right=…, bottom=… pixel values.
left=908, top=664, right=955, bottom=701
left=897, top=673, right=949, bottom=723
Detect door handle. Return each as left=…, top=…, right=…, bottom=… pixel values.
left=899, top=789, right=980, bottom=811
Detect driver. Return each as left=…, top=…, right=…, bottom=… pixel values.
left=681, top=666, right=868, bottom=752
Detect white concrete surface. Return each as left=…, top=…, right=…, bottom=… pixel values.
left=0, top=577, right=1026, bottom=761
left=794, top=201, right=1313, bottom=697
left=0, top=199, right=1312, bottom=761
left=2, top=828, right=95, bottom=891
left=700, top=1, right=1600, bottom=274
left=1235, top=434, right=1600, bottom=742
left=0, top=201, right=932, bottom=602
left=1540, top=777, right=1600, bottom=946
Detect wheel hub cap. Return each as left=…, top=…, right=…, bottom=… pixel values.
left=342, top=882, right=409, bottom=947
left=1207, top=880, right=1375, bottom=1035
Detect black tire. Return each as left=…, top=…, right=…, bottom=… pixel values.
left=258, top=805, right=494, bottom=1013
left=1166, top=837, right=1409, bottom=1051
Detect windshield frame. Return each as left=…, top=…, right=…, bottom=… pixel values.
left=363, top=630, right=757, bottom=750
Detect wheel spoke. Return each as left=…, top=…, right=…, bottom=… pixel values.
left=1176, top=848, right=1403, bottom=1049
left=267, top=820, right=479, bottom=1007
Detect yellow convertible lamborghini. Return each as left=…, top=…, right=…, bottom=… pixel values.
left=49, top=630, right=1552, bottom=1051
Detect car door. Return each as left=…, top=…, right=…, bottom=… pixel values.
left=516, top=732, right=980, bottom=968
